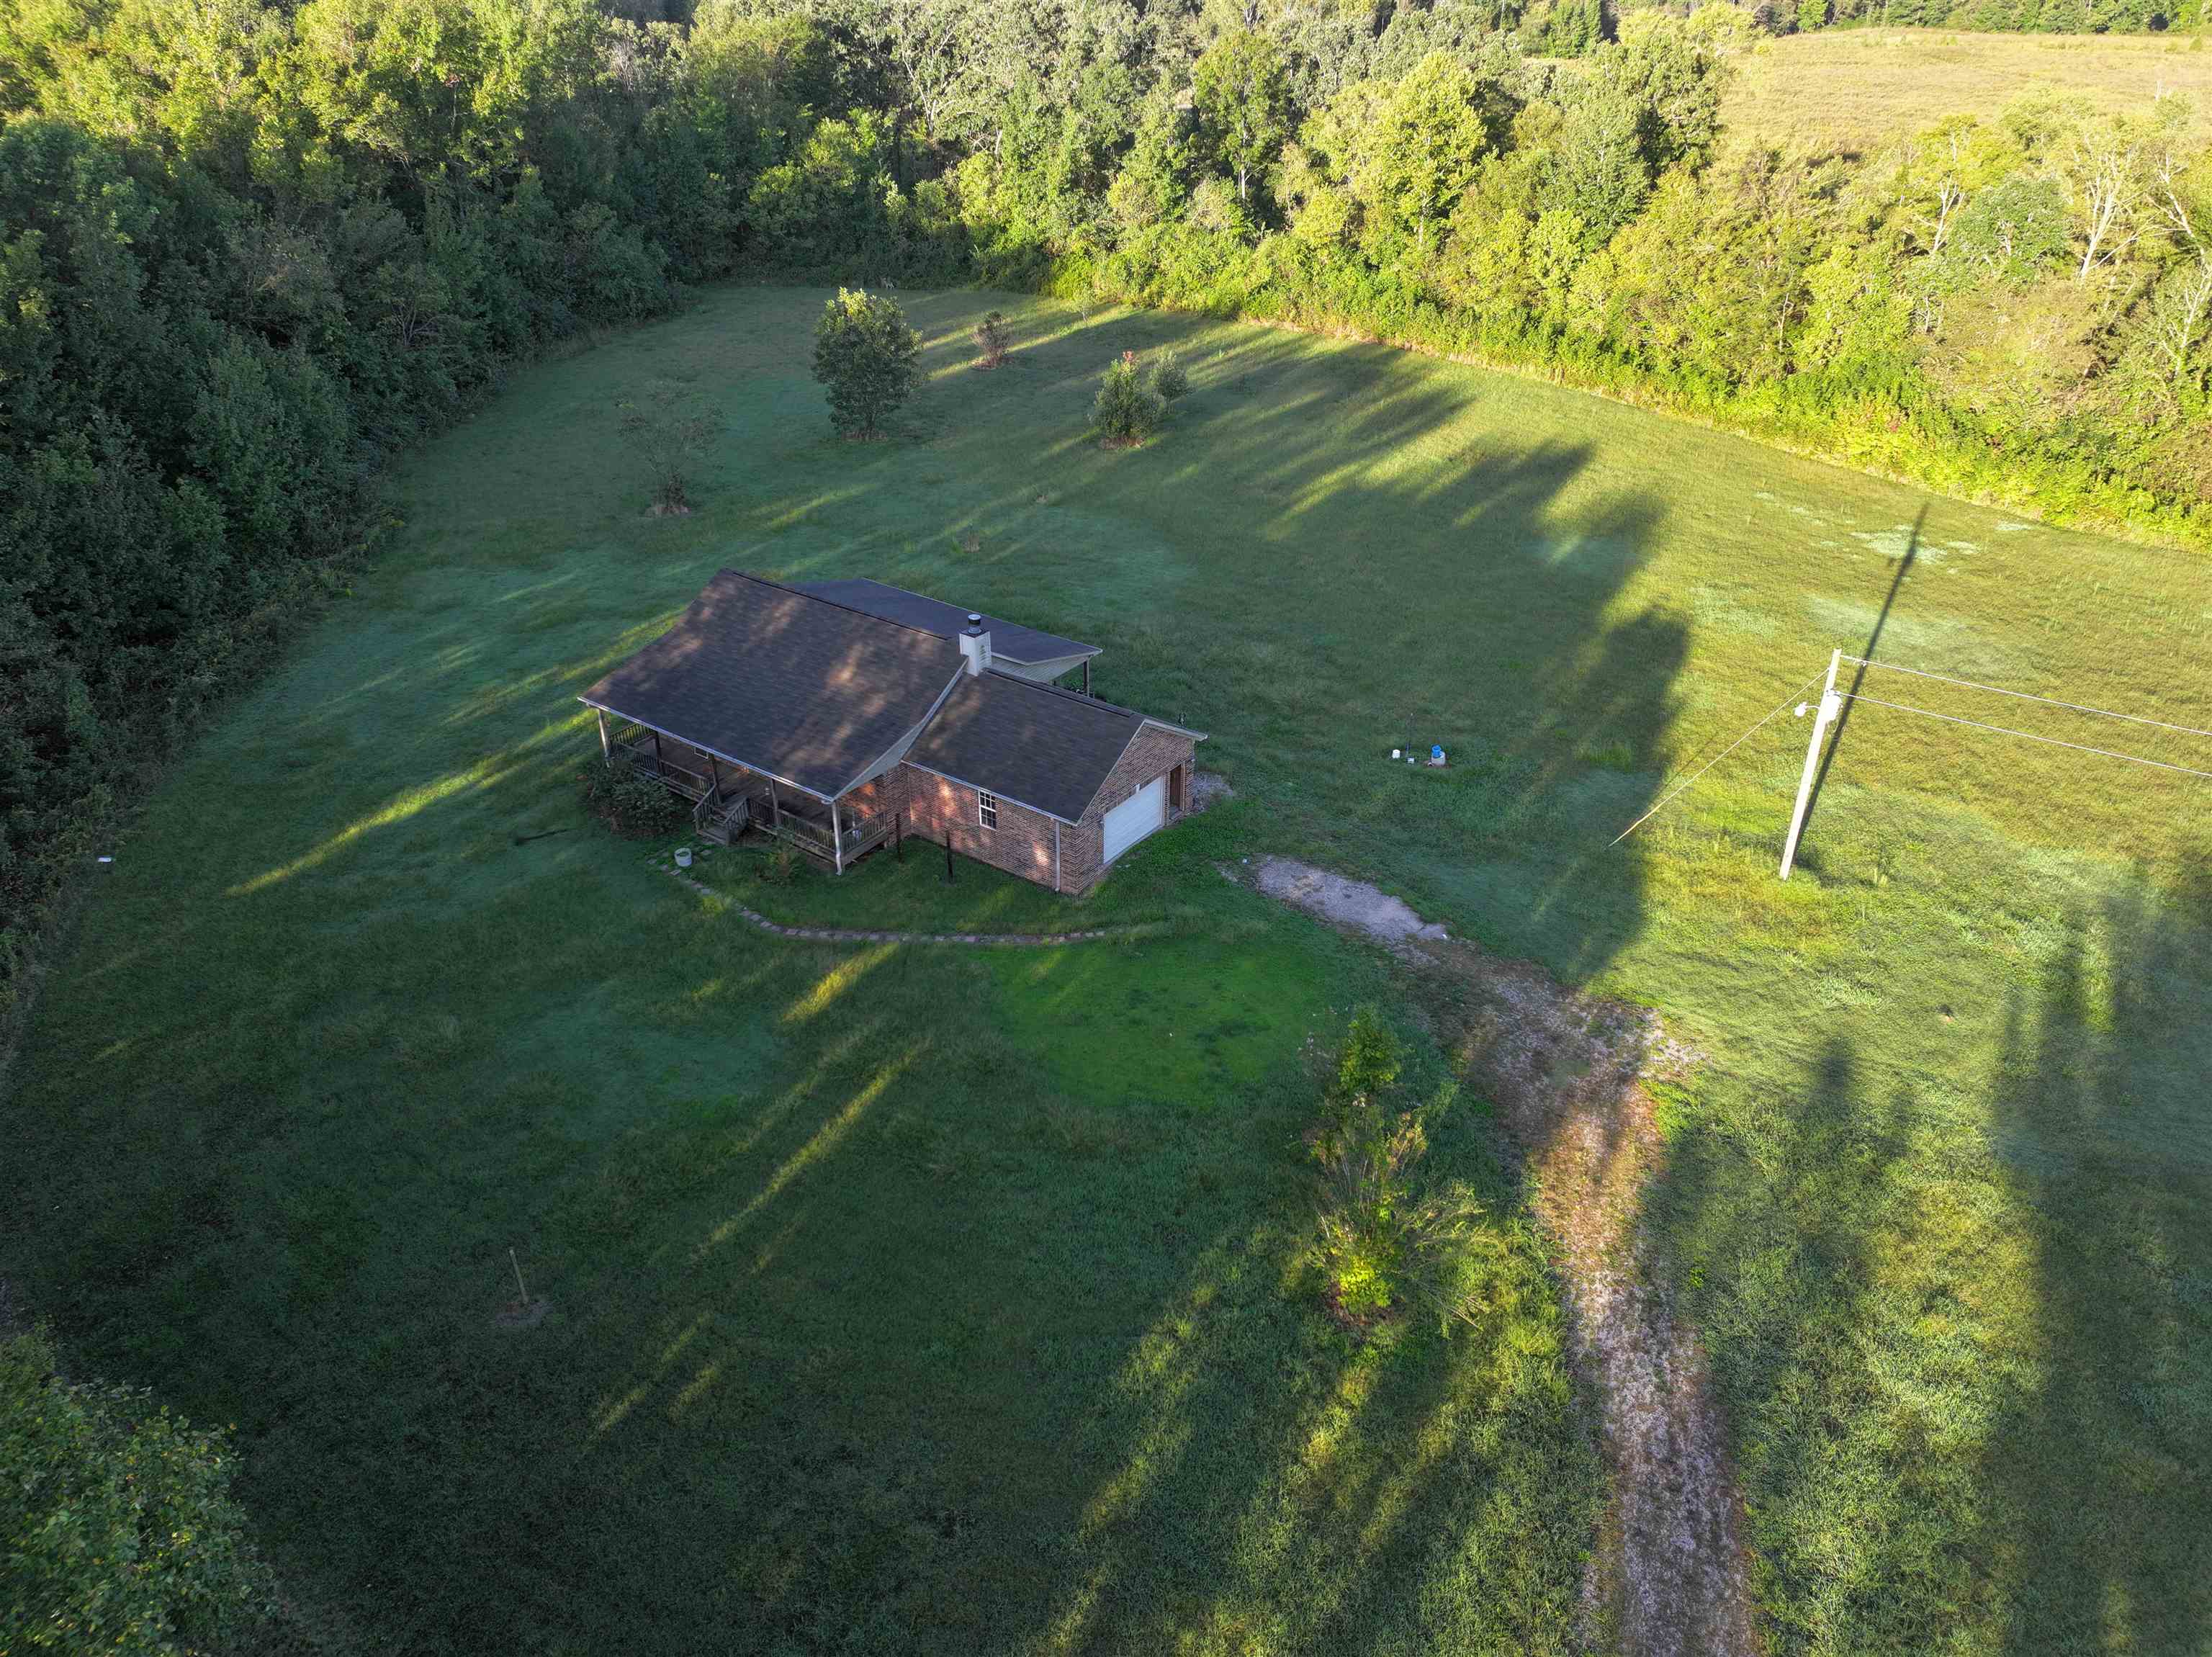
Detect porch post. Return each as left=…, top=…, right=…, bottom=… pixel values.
left=830, top=797, right=844, bottom=874
left=770, top=781, right=781, bottom=830
left=706, top=754, right=721, bottom=805
left=596, top=709, right=610, bottom=763
left=1053, top=820, right=1061, bottom=892
left=1082, top=660, right=1091, bottom=697
left=652, top=730, right=664, bottom=777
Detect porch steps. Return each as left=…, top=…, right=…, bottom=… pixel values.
left=691, top=789, right=747, bottom=848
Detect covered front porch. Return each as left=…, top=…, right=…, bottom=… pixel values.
left=599, top=716, right=892, bottom=871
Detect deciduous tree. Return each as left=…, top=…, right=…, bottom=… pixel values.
left=1192, top=30, right=1290, bottom=207
left=811, top=287, right=920, bottom=438
left=1, top=1328, right=280, bottom=1654
left=2060, top=114, right=2149, bottom=282
left=616, top=378, right=719, bottom=512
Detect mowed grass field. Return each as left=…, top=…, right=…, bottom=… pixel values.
left=1724, top=27, right=2212, bottom=153
left=7, top=285, right=2212, bottom=1654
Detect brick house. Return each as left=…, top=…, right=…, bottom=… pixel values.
left=579, top=572, right=1203, bottom=892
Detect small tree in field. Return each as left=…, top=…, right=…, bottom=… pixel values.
left=1094, top=351, right=1166, bottom=444
left=1308, top=1007, right=1492, bottom=1335
left=616, top=380, right=719, bottom=514
left=973, top=310, right=1012, bottom=369
left=1146, top=348, right=1189, bottom=403
left=1092, top=349, right=1190, bottom=445
left=813, top=287, right=921, bottom=438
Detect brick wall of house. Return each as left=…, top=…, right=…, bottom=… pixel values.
left=1058, top=725, right=1198, bottom=892
left=841, top=768, right=909, bottom=825
left=852, top=723, right=1199, bottom=893
left=893, top=765, right=1064, bottom=888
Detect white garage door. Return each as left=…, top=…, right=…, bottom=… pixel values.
left=1102, top=774, right=1169, bottom=863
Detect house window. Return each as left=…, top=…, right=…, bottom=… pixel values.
left=978, top=791, right=999, bottom=830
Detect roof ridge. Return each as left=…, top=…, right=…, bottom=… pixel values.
left=791, top=573, right=981, bottom=628
left=793, top=576, right=1100, bottom=663
left=981, top=667, right=1143, bottom=719
left=817, top=575, right=979, bottom=616
left=727, top=570, right=956, bottom=647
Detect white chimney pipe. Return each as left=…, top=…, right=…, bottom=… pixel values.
left=958, top=613, right=991, bottom=677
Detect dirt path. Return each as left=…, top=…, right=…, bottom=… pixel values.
left=1238, top=857, right=1763, bottom=1657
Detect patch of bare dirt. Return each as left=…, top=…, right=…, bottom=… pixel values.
left=1236, top=857, right=1763, bottom=1657
left=1246, top=854, right=1449, bottom=947
left=1187, top=770, right=1236, bottom=812
left=495, top=1297, right=552, bottom=1330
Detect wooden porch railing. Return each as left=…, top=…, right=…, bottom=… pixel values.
left=614, top=735, right=892, bottom=868
left=613, top=736, right=713, bottom=801
left=739, top=796, right=889, bottom=862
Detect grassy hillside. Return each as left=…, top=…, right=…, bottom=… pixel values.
left=0, top=296, right=1600, bottom=1656
left=8, top=286, right=2211, bottom=1653
left=1723, top=27, right=2212, bottom=153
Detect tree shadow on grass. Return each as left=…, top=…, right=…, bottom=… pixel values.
left=1649, top=1040, right=1936, bottom=1650
left=890, top=310, right=1692, bottom=993
left=890, top=314, right=1697, bottom=1650
left=1653, top=859, right=2212, bottom=1656
left=1971, top=868, right=2212, bottom=1656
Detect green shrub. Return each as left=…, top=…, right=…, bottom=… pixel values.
left=812, top=288, right=922, bottom=439
left=1144, top=348, right=1190, bottom=403
left=580, top=762, right=688, bottom=838
left=1314, top=1109, right=1490, bottom=1331
left=757, top=844, right=802, bottom=884
left=973, top=310, right=1012, bottom=369
left=0, top=1329, right=279, bottom=1656
left=1309, top=1007, right=1491, bottom=1335
left=1320, top=1005, right=1403, bottom=1141
left=1094, top=351, right=1169, bottom=444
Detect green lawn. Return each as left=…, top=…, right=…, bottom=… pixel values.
left=1, top=297, right=1600, bottom=1653
left=685, top=827, right=1192, bottom=935
left=8, top=285, right=2212, bottom=1654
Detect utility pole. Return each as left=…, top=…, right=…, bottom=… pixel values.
left=1779, top=649, right=1843, bottom=881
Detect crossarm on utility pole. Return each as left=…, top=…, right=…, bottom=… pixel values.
left=1779, top=648, right=1843, bottom=881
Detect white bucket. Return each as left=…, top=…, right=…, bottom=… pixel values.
left=675, top=847, right=693, bottom=868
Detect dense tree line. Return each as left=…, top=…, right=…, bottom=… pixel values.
left=2, top=1324, right=279, bottom=1653
left=935, top=1, right=2211, bottom=544
left=4, top=0, right=2211, bottom=1030
left=0, top=0, right=835, bottom=1018
left=1784, top=0, right=2199, bottom=34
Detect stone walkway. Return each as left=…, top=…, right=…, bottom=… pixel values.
left=663, top=867, right=1144, bottom=948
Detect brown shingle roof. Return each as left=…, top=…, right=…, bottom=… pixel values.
left=907, top=672, right=1160, bottom=823
left=791, top=578, right=1100, bottom=666
left=578, top=571, right=960, bottom=798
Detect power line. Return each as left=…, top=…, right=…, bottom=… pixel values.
left=1840, top=692, right=2212, bottom=782
left=1612, top=657, right=2212, bottom=859
left=1609, top=670, right=1828, bottom=847
left=1840, top=656, right=2212, bottom=744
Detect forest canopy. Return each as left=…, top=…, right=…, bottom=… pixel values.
left=1, top=0, right=2210, bottom=1028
